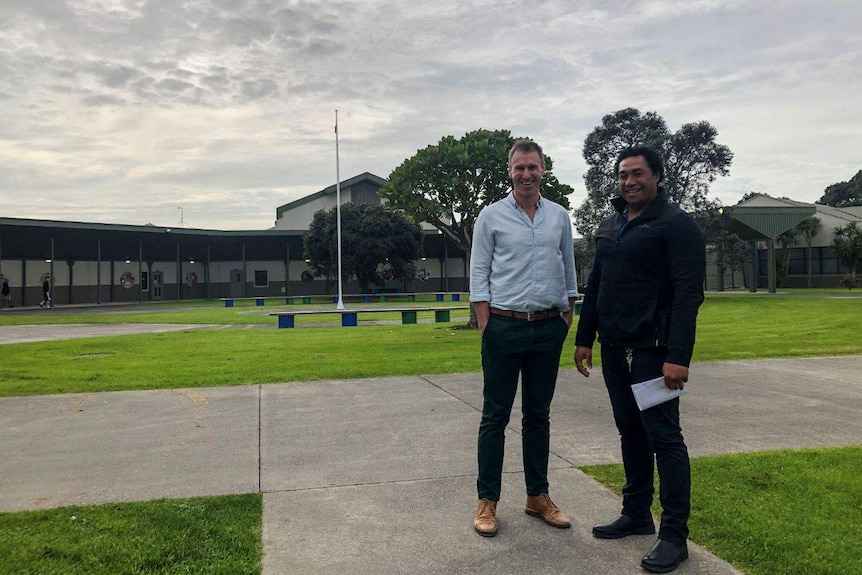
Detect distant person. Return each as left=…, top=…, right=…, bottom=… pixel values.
left=574, top=146, right=705, bottom=573
left=1, top=277, right=12, bottom=307
left=39, top=276, right=53, bottom=308
left=470, top=139, right=579, bottom=537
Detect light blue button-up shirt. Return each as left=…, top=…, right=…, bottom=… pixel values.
left=470, top=193, right=578, bottom=312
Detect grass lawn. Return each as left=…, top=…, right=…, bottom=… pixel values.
left=691, top=295, right=862, bottom=361
left=0, top=494, right=261, bottom=575
left=581, top=446, right=862, bottom=575
left=0, top=323, right=480, bottom=396
left=0, top=300, right=471, bottom=327
left=1, top=292, right=860, bottom=574
left=0, top=294, right=860, bottom=397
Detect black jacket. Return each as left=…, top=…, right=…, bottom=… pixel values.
left=575, top=190, right=705, bottom=367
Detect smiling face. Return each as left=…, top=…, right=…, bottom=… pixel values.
left=508, top=149, right=545, bottom=206
left=617, top=155, right=660, bottom=216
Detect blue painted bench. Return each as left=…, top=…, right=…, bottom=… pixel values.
left=220, top=296, right=295, bottom=308
left=269, top=306, right=470, bottom=328
left=222, top=293, right=468, bottom=307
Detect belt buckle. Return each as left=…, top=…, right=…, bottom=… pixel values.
left=526, top=312, right=535, bottom=321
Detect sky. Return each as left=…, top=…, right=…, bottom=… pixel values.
left=1, top=0, right=860, bottom=231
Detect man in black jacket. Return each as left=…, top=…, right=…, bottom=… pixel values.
left=574, top=146, right=705, bottom=573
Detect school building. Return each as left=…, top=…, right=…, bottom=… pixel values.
left=0, top=173, right=467, bottom=307
left=2, top=181, right=858, bottom=307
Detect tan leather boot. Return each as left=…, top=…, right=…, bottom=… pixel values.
left=525, top=493, right=571, bottom=528
left=473, top=498, right=498, bottom=536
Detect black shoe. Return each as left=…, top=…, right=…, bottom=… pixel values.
left=641, top=539, right=688, bottom=573
left=592, top=514, right=655, bottom=539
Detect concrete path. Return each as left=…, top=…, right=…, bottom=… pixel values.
left=0, top=323, right=218, bottom=344
left=2, top=356, right=860, bottom=574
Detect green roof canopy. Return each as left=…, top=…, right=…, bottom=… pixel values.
left=729, top=205, right=815, bottom=240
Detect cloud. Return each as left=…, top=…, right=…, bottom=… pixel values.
left=0, top=0, right=859, bottom=229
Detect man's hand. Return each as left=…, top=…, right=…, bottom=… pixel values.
left=574, top=345, right=592, bottom=377
left=474, top=301, right=490, bottom=333
left=662, top=362, right=689, bottom=390
left=562, top=297, right=576, bottom=328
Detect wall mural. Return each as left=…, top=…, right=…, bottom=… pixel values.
left=119, top=271, right=135, bottom=289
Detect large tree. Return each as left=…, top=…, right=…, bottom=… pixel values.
left=304, top=203, right=422, bottom=293
left=380, top=129, right=573, bottom=258
left=575, top=108, right=733, bottom=238
left=817, top=170, right=862, bottom=207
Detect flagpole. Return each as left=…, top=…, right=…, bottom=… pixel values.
left=335, top=110, right=345, bottom=310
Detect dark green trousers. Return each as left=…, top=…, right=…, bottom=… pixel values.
left=477, top=313, right=569, bottom=501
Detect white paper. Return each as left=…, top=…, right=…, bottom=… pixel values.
left=631, top=376, right=688, bottom=411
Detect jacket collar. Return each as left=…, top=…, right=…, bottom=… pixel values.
left=611, top=187, right=667, bottom=220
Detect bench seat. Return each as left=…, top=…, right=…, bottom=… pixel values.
left=268, top=306, right=470, bottom=328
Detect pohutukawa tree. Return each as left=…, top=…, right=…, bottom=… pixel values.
left=575, top=107, right=733, bottom=238
left=304, top=203, right=422, bottom=294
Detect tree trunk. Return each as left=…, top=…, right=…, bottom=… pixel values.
left=466, top=302, right=478, bottom=329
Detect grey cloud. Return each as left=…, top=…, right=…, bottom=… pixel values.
left=220, top=17, right=275, bottom=46
left=81, top=94, right=126, bottom=107
left=143, top=60, right=179, bottom=74
left=2, top=0, right=75, bottom=24
left=1, top=0, right=859, bottom=229
left=173, top=68, right=196, bottom=80
left=81, top=61, right=140, bottom=88
left=271, top=6, right=341, bottom=35
left=240, top=77, right=279, bottom=100
left=135, top=158, right=290, bottom=190
left=387, top=56, right=579, bottom=102
left=306, top=39, right=345, bottom=57
left=130, top=76, right=156, bottom=94
left=201, top=71, right=231, bottom=90
left=155, top=78, right=195, bottom=92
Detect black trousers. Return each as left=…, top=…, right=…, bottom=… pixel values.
left=476, top=313, right=569, bottom=501
left=601, top=345, right=691, bottom=544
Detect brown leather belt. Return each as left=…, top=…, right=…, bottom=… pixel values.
left=489, top=307, right=560, bottom=321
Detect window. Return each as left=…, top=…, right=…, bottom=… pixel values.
left=141, top=271, right=149, bottom=291
left=350, top=181, right=381, bottom=206
left=254, top=270, right=268, bottom=287
left=787, top=247, right=806, bottom=275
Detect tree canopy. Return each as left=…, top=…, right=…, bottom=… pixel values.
left=817, top=170, right=862, bottom=207
left=698, top=207, right=749, bottom=290
left=303, top=203, right=422, bottom=293
left=379, top=129, right=573, bottom=256
left=833, top=221, right=862, bottom=282
left=575, top=108, right=733, bottom=237
left=796, top=216, right=824, bottom=287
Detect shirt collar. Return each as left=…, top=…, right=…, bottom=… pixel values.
left=506, top=192, right=543, bottom=211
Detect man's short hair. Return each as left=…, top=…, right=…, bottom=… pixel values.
left=508, top=139, right=545, bottom=168
left=615, top=146, right=663, bottom=183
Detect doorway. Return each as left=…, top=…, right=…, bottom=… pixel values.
left=152, top=270, right=163, bottom=300
left=230, top=269, right=244, bottom=297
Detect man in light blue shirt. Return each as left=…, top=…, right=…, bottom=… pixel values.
left=470, top=139, right=578, bottom=537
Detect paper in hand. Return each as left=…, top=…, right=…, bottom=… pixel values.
left=631, top=376, right=688, bottom=411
